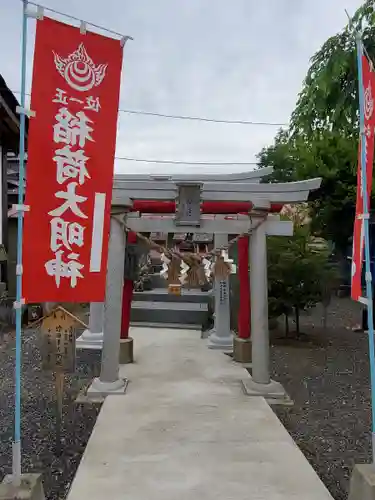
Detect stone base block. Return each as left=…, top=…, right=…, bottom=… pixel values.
left=349, top=464, right=375, bottom=500
left=233, top=337, right=252, bottom=364
left=241, top=376, right=293, bottom=406
left=76, top=329, right=103, bottom=350
left=77, top=377, right=128, bottom=404
left=207, top=330, right=234, bottom=352
left=119, top=337, right=134, bottom=364
left=0, top=474, right=45, bottom=500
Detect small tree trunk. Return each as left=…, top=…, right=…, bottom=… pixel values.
left=285, top=313, right=289, bottom=338
left=322, top=289, right=330, bottom=331
left=322, top=305, right=328, bottom=330
left=295, top=306, right=300, bottom=337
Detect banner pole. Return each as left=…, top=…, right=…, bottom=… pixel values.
left=356, top=33, right=375, bottom=463
left=13, top=0, right=28, bottom=485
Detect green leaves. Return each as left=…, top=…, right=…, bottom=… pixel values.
left=258, top=129, right=358, bottom=252
left=267, top=224, right=338, bottom=320
left=257, top=1, right=375, bottom=253
left=290, top=1, right=375, bottom=138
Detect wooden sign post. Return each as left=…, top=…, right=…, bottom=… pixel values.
left=37, top=306, right=87, bottom=454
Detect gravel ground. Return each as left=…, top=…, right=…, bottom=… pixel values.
left=0, top=296, right=371, bottom=500
left=0, top=327, right=102, bottom=500
left=271, top=296, right=371, bottom=500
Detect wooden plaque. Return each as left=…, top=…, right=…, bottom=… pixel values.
left=40, top=308, right=76, bottom=373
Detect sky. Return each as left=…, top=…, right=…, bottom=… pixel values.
left=0, top=0, right=364, bottom=175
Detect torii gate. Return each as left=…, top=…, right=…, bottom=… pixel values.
left=84, top=168, right=321, bottom=401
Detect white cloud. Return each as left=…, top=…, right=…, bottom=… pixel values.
left=0, top=0, right=363, bottom=174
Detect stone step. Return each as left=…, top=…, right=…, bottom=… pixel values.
left=150, top=263, right=163, bottom=273
left=149, top=272, right=168, bottom=289
left=131, top=301, right=208, bottom=326
left=130, top=321, right=200, bottom=330
left=133, top=288, right=211, bottom=304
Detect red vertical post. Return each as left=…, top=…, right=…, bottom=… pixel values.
left=121, top=231, right=137, bottom=339
left=238, top=236, right=251, bottom=339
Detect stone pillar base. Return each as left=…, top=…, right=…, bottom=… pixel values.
left=241, top=376, right=293, bottom=406
left=233, top=337, right=252, bottom=364
left=349, top=464, right=375, bottom=500
left=207, top=329, right=233, bottom=351
left=0, top=474, right=45, bottom=500
left=119, top=337, right=134, bottom=364
left=84, top=377, right=128, bottom=402
left=76, top=329, right=103, bottom=350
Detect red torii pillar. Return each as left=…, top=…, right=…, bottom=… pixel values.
left=238, top=236, right=250, bottom=339
left=232, top=236, right=252, bottom=363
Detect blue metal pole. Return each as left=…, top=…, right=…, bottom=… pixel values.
left=356, top=34, right=375, bottom=463
left=13, top=0, right=28, bottom=484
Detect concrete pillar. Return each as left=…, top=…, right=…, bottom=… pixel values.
left=207, top=233, right=233, bottom=351
left=250, top=221, right=269, bottom=384
left=76, top=302, right=104, bottom=350
left=242, top=219, right=289, bottom=403
left=119, top=231, right=137, bottom=364
left=87, top=214, right=127, bottom=397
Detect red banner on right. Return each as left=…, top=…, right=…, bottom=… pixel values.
left=351, top=54, right=375, bottom=301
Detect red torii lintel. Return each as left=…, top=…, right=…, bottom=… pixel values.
left=121, top=201, right=284, bottom=340
left=131, top=200, right=283, bottom=214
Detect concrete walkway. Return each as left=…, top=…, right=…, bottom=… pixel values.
left=68, top=328, right=333, bottom=500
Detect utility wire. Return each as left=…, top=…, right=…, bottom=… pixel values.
left=5, top=89, right=265, bottom=165
left=121, top=109, right=287, bottom=126
left=114, top=156, right=258, bottom=165
left=6, top=88, right=288, bottom=127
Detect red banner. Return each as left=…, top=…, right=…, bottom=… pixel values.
left=22, top=17, right=123, bottom=302
left=351, top=54, right=375, bottom=301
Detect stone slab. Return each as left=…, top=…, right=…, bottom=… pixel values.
left=242, top=376, right=294, bottom=406
left=67, top=327, right=332, bottom=500
left=133, top=288, right=211, bottom=303
left=349, top=464, right=375, bottom=500
left=76, top=379, right=129, bottom=404
left=0, top=474, right=45, bottom=500
left=131, top=301, right=208, bottom=325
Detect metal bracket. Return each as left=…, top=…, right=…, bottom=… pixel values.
left=359, top=296, right=370, bottom=306
left=13, top=299, right=25, bottom=310
left=9, top=204, right=30, bottom=217
left=120, top=35, right=133, bottom=47
left=175, top=183, right=202, bottom=227
left=357, top=213, right=370, bottom=220
left=26, top=5, right=44, bottom=20
left=251, top=198, right=271, bottom=211
left=16, top=106, right=35, bottom=118
left=80, top=21, right=87, bottom=34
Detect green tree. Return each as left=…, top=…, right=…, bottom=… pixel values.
left=258, top=130, right=358, bottom=252
left=290, top=0, right=375, bottom=137
left=267, top=224, right=338, bottom=336
left=257, top=1, right=375, bottom=254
